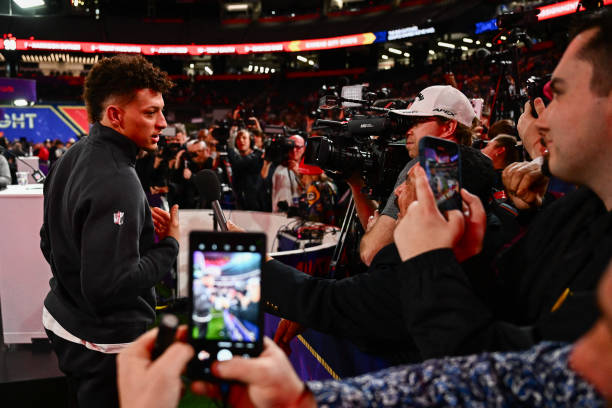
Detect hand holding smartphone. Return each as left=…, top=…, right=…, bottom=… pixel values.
left=187, top=231, right=266, bottom=381
left=418, top=136, right=462, bottom=213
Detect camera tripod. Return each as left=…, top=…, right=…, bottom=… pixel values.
left=488, top=29, right=527, bottom=124
left=327, top=196, right=366, bottom=279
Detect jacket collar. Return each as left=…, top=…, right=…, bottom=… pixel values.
left=89, top=123, right=140, bottom=165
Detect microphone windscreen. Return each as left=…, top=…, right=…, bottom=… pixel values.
left=193, top=169, right=221, bottom=202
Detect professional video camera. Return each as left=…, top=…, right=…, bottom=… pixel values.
left=236, top=105, right=257, bottom=127
left=303, top=83, right=411, bottom=201
left=157, top=127, right=184, bottom=160
left=210, top=119, right=231, bottom=152
left=262, top=125, right=308, bottom=164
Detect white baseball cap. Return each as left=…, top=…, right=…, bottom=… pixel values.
left=392, top=85, right=476, bottom=127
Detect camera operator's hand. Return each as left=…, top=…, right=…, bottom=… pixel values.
left=191, top=338, right=314, bottom=408
left=517, top=98, right=546, bottom=159
left=346, top=171, right=378, bottom=232
left=183, top=167, right=192, bottom=180
left=260, top=159, right=272, bottom=179
left=117, top=325, right=193, bottom=408
left=502, top=157, right=549, bottom=210
left=393, top=165, right=464, bottom=262
left=172, top=149, right=186, bottom=170
left=153, top=155, right=164, bottom=169
left=247, top=117, right=263, bottom=134
left=273, top=319, right=306, bottom=356
left=346, top=171, right=365, bottom=190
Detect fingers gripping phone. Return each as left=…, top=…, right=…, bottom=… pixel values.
left=418, top=136, right=462, bottom=212
left=187, top=231, right=266, bottom=380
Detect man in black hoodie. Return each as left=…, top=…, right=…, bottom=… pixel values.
left=40, top=55, right=179, bottom=408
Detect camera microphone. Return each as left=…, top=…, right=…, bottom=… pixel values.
left=193, top=169, right=229, bottom=231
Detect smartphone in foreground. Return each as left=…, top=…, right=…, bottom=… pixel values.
left=187, top=231, right=266, bottom=380
left=418, top=136, right=462, bottom=212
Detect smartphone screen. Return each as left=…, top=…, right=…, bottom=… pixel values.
left=187, top=231, right=266, bottom=380
left=418, top=136, right=462, bottom=212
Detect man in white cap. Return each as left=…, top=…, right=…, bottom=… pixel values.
left=350, top=85, right=478, bottom=265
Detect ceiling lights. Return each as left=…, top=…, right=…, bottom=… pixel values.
left=437, top=41, right=455, bottom=49
left=21, top=53, right=99, bottom=65
left=225, top=3, right=249, bottom=12
left=13, top=0, right=45, bottom=9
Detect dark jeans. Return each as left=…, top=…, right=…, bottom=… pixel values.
left=45, top=330, right=119, bottom=408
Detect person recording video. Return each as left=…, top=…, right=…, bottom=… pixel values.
left=167, top=140, right=214, bottom=209
left=227, top=129, right=264, bottom=211
left=349, top=85, right=478, bottom=266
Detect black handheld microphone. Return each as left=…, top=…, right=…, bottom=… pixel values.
left=193, top=169, right=228, bottom=231
left=151, top=314, right=179, bottom=360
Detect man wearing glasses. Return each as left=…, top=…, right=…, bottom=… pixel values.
left=271, top=134, right=306, bottom=213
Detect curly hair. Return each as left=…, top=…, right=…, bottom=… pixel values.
left=83, top=55, right=174, bottom=123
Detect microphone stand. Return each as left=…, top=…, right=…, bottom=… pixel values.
left=0, top=146, right=46, bottom=183
left=212, top=208, right=219, bottom=231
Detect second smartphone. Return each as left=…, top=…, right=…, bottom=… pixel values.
left=418, top=136, right=462, bottom=212
left=187, top=231, right=266, bottom=380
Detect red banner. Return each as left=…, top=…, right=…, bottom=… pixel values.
left=2, top=33, right=376, bottom=56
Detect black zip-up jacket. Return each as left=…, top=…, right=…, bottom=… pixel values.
left=40, top=123, right=179, bottom=344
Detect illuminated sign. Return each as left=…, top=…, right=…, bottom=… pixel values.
left=0, top=105, right=82, bottom=143
left=475, top=18, right=497, bottom=34
left=287, top=33, right=376, bottom=52
left=537, top=0, right=612, bottom=21
left=0, top=29, right=410, bottom=56
left=387, top=25, right=436, bottom=41
left=3, top=35, right=376, bottom=56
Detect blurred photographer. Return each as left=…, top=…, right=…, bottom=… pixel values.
left=135, top=148, right=169, bottom=209
left=157, top=127, right=184, bottom=170
left=168, top=140, right=212, bottom=209
left=246, top=116, right=265, bottom=150
left=227, top=129, right=264, bottom=210
left=480, top=134, right=520, bottom=187
left=174, top=123, right=187, bottom=146
left=0, top=153, right=9, bottom=189
left=271, top=135, right=306, bottom=213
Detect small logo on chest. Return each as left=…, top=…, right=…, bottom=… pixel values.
left=113, top=211, right=125, bottom=226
